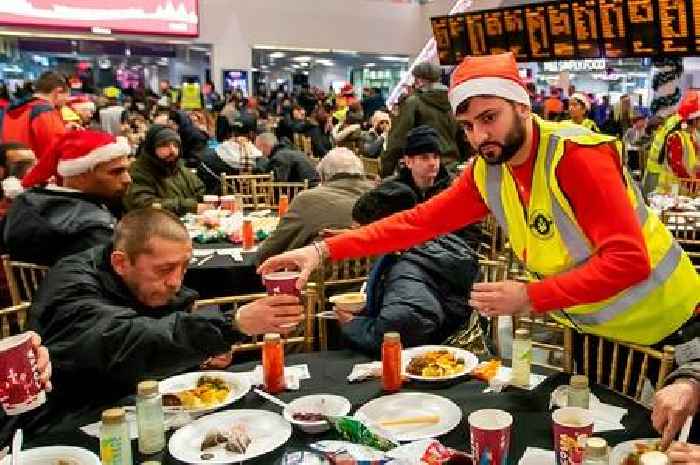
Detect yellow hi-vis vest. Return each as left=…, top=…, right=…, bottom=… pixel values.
left=180, top=83, right=202, bottom=111
left=563, top=118, right=599, bottom=132
left=646, top=114, right=682, bottom=178
left=658, top=130, right=698, bottom=190
left=473, top=116, right=699, bottom=345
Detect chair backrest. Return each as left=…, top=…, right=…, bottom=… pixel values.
left=361, top=157, right=380, bottom=177
left=192, top=289, right=317, bottom=353
left=660, top=210, right=700, bottom=270
left=1, top=255, right=49, bottom=306
left=678, top=178, right=700, bottom=197
left=576, top=334, right=675, bottom=404
left=293, top=133, right=314, bottom=158
left=0, top=302, right=31, bottom=339
left=256, top=180, right=309, bottom=210
left=220, top=173, right=274, bottom=209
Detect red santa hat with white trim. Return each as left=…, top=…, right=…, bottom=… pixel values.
left=677, top=90, right=700, bottom=122
left=67, top=95, right=95, bottom=113
left=448, top=52, right=531, bottom=114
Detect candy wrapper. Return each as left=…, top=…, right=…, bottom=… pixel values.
left=328, top=416, right=398, bottom=452
left=310, top=440, right=389, bottom=465
left=347, top=362, right=382, bottom=383
left=386, top=440, right=471, bottom=465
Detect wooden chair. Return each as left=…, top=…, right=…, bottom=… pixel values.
left=575, top=334, right=675, bottom=405
left=360, top=157, right=380, bottom=178
left=220, top=173, right=274, bottom=209
left=256, top=180, right=309, bottom=210
left=0, top=302, right=30, bottom=339
left=192, top=288, right=317, bottom=353
left=475, top=259, right=510, bottom=357
left=2, top=255, right=49, bottom=306
left=660, top=210, right=700, bottom=271
left=293, top=133, right=314, bottom=158
left=678, top=177, right=700, bottom=197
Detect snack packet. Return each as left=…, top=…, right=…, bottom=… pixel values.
left=327, top=416, right=398, bottom=452
left=470, top=359, right=501, bottom=382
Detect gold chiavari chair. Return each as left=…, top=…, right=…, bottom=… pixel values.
left=293, top=133, right=314, bottom=158
left=2, top=255, right=49, bottom=306
left=220, top=173, right=274, bottom=209
left=256, top=180, right=309, bottom=210
left=678, top=177, right=700, bottom=197
left=361, top=157, right=380, bottom=178
left=0, top=302, right=30, bottom=339
left=192, top=288, right=317, bottom=353
left=661, top=210, right=700, bottom=271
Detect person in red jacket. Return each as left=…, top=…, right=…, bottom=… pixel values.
left=1, top=71, right=68, bottom=188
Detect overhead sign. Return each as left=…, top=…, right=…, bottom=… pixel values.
left=0, top=0, right=199, bottom=37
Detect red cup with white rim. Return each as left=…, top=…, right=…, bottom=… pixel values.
left=0, top=333, right=46, bottom=415
left=468, top=409, right=513, bottom=465
left=263, top=271, right=301, bottom=298
left=552, top=407, right=594, bottom=465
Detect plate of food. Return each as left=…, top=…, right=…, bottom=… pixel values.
left=0, top=446, right=100, bottom=465
left=609, top=438, right=662, bottom=465
left=355, top=392, right=462, bottom=442
left=403, top=346, right=479, bottom=382
left=168, top=409, right=292, bottom=464
left=159, top=371, right=251, bottom=413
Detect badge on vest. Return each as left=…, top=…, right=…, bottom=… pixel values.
left=528, top=210, right=555, bottom=240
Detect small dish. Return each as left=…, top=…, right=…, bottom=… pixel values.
left=283, top=394, right=352, bottom=434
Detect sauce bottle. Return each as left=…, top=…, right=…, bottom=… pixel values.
left=382, top=332, right=403, bottom=392
left=263, top=333, right=285, bottom=393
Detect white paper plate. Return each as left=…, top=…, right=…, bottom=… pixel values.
left=609, top=438, right=661, bottom=465
left=0, top=446, right=100, bottom=465
left=169, top=409, right=292, bottom=464
left=159, top=371, right=251, bottom=413
left=402, top=345, right=479, bottom=382
left=355, top=392, right=462, bottom=442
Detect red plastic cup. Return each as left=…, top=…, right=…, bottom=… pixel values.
left=263, top=271, right=301, bottom=297
left=468, top=409, right=513, bottom=465
left=220, top=195, right=238, bottom=213
left=203, top=195, right=220, bottom=209
left=0, top=333, right=46, bottom=415
left=552, top=407, right=594, bottom=465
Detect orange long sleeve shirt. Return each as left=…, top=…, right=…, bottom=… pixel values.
left=326, top=125, right=651, bottom=313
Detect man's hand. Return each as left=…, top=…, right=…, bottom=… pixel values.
left=236, top=295, right=304, bottom=335
left=668, top=442, right=700, bottom=463
left=653, top=379, right=700, bottom=449
left=29, top=332, right=52, bottom=392
left=469, top=281, right=533, bottom=316
left=334, top=308, right=356, bottom=325
left=257, top=245, right=324, bottom=290
left=201, top=352, right=233, bottom=370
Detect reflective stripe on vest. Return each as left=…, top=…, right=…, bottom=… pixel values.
left=647, top=114, right=681, bottom=173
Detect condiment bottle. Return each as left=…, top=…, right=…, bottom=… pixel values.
left=568, top=375, right=591, bottom=409
left=136, top=380, right=165, bottom=455
left=278, top=194, right=289, bottom=217
left=582, top=437, right=609, bottom=465
left=263, top=333, right=285, bottom=393
left=100, top=408, right=133, bottom=465
left=382, top=332, right=403, bottom=392
left=242, top=219, right=255, bottom=249
left=511, top=328, right=532, bottom=387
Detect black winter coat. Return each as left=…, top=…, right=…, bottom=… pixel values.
left=340, top=234, right=478, bottom=356
left=256, top=143, right=320, bottom=186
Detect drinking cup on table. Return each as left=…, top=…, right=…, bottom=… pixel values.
left=468, top=409, right=513, bottom=465
left=202, top=195, right=220, bottom=210
left=552, top=407, right=594, bottom=465
left=0, top=333, right=46, bottom=415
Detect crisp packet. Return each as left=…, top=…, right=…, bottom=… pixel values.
left=470, top=359, right=501, bottom=382
left=347, top=362, right=382, bottom=383
left=310, top=440, right=389, bottom=465
left=327, top=416, right=398, bottom=452
left=386, top=440, right=471, bottom=465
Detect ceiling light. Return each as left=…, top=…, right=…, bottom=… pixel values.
left=300, top=62, right=309, bottom=67
left=333, top=49, right=358, bottom=55
left=365, top=63, right=376, bottom=67
left=292, top=56, right=312, bottom=62
left=269, top=52, right=285, bottom=59
left=250, top=68, right=259, bottom=72
left=291, top=64, right=300, bottom=69
left=380, top=56, right=409, bottom=62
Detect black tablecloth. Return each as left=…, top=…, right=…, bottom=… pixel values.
left=185, top=243, right=264, bottom=299
left=24, top=351, right=657, bottom=465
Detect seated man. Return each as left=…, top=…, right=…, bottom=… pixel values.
left=255, top=132, right=320, bottom=187
left=1, top=130, right=131, bottom=265
left=335, top=182, right=478, bottom=356
left=258, top=147, right=375, bottom=263
left=28, top=208, right=304, bottom=410
left=0, top=142, right=37, bottom=212
left=360, top=111, right=391, bottom=158
left=124, top=124, right=206, bottom=215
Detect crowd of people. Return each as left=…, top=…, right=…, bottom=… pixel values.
left=0, top=51, right=697, bottom=460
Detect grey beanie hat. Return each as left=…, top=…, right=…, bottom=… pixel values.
left=412, top=62, right=441, bottom=83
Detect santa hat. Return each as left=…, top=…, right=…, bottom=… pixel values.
left=68, top=95, right=96, bottom=113
left=677, top=91, right=700, bottom=121
left=448, top=52, right=530, bottom=113
left=340, top=83, right=354, bottom=96
left=570, top=93, right=591, bottom=112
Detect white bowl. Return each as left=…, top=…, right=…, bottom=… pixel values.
left=0, top=446, right=100, bottom=465
left=283, top=394, right=352, bottom=434
left=329, top=292, right=366, bottom=314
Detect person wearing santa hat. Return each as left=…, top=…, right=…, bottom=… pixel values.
left=0, top=130, right=131, bottom=266
left=563, top=93, right=600, bottom=132
left=67, top=95, right=97, bottom=129
left=258, top=52, right=698, bottom=350
left=658, top=90, right=700, bottom=190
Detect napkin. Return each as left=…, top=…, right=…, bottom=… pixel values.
left=348, top=361, right=382, bottom=382
left=484, top=366, right=548, bottom=393
left=248, top=364, right=310, bottom=390
left=518, top=447, right=556, bottom=465
left=549, top=385, right=627, bottom=432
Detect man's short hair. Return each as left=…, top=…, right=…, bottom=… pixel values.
left=114, top=208, right=190, bottom=262
left=317, top=147, right=364, bottom=181
left=0, top=143, right=30, bottom=168
left=35, top=71, right=68, bottom=94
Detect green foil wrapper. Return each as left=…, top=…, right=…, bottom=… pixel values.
left=328, top=416, right=398, bottom=452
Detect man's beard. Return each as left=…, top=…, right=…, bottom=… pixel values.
left=478, top=114, right=526, bottom=165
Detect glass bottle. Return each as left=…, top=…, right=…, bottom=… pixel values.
left=278, top=195, right=289, bottom=217
left=568, top=375, right=591, bottom=409
left=382, top=332, right=402, bottom=392
left=242, top=219, right=255, bottom=250
left=136, top=380, right=165, bottom=455
left=263, top=333, right=285, bottom=393
left=511, top=328, right=532, bottom=387
left=582, top=437, right=609, bottom=465
left=100, top=408, right=133, bottom=465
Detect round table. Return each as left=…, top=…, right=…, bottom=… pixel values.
left=185, top=243, right=265, bottom=299
left=23, top=351, right=657, bottom=465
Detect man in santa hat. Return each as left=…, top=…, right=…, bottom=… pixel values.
left=66, top=95, right=97, bottom=130
left=259, top=52, right=698, bottom=352
left=0, top=130, right=131, bottom=266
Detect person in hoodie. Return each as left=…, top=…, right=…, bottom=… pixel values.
left=124, top=124, right=205, bottom=216
left=169, top=109, right=210, bottom=167
left=0, top=130, right=131, bottom=266
left=382, top=62, right=463, bottom=177
left=335, top=181, right=478, bottom=356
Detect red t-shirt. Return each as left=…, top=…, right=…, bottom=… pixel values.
left=326, top=123, right=651, bottom=313
left=665, top=132, right=700, bottom=179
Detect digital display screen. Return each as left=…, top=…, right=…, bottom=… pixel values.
left=431, top=16, right=453, bottom=65
left=598, top=0, right=628, bottom=57
left=448, top=14, right=469, bottom=64
left=503, top=8, right=529, bottom=60
left=484, top=11, right=509, bottom=55
left=628, top=0, right=658, bottom=56
left=524, top=5, right=552, bottom=59
left=465, top=13, right=488, bottom=56
left=548, top=2, right=576, bottom=58
left=571, top=0, right=602, bottom=57
left=658, top=0, right=692, bottom=54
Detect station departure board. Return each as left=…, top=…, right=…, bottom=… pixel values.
left=431, top=0, right=700, bottom=65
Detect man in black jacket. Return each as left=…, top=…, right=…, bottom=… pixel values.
left=255, top=132, right=320, bottom=186
left=337, top=182, right=478, bottom=356
left=0, top=130, right=132, bottom=266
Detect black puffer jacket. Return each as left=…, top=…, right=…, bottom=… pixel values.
left=0, top=188, right=116, bottom=265
left=256, top=142, right=320, bottom=186
left=340, top=234, right=478, bottom=356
